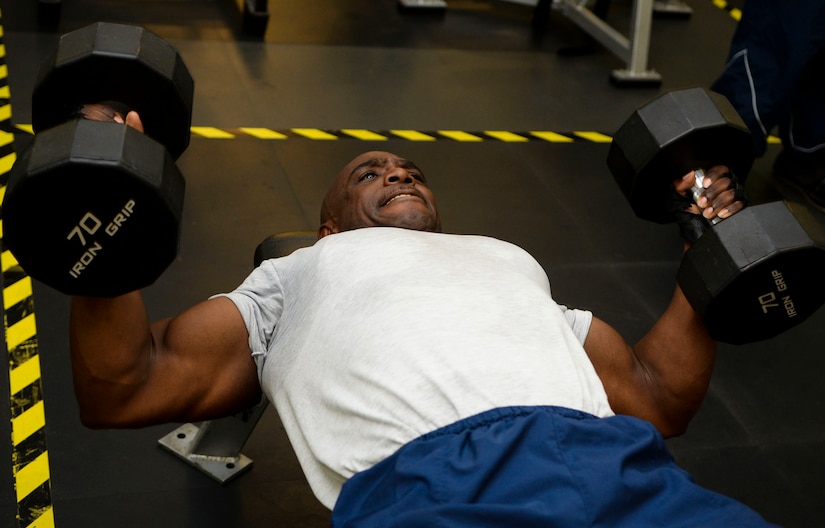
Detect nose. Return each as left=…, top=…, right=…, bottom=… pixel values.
left=384, top=166, right=415, bottom=185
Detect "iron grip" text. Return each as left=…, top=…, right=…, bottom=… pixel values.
left=67, top=199, right=136, bottom=279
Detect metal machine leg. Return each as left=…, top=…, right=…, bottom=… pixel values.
left=158, top=399, right=269, bottom=484
left=559, top=0, right=661, bottom=85
left=242, top=0, right=270, bottom=37
left=400, top=0, right=665, bottom=84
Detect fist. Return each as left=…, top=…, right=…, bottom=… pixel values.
left=78, top=103, right=145, bottom=133
left=674, top=165, right=746, bottom=222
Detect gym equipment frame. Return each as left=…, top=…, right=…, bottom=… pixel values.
left=401, top=0, right=667, bottom=85
left=555, top=0, right=662, bottom=85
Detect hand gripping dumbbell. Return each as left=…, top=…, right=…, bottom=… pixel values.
left=2, top=22, right=194, bottom=297
left=607, top=87, right=825, bottom=344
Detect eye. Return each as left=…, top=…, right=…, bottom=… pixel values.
left=359, top=171, right=378, bottom=182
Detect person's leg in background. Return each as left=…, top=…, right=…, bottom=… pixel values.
left=711, top=0, right=825, bottom=206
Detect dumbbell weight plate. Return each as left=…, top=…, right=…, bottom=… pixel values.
left=31, top=22, right=194, bottom=159
left=607, top=88, right=755, bottom=223
left=3, top=120, right=185, bottom=297
left=678, top=201, right=825, bottom=344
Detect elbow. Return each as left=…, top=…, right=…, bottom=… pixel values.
left=77, top=406, right=160, bottom=429
left=652, top=407, right=696, bottom=439
left=657, top=419, right=689, bottom=439
left=74, top=386, right=123, bottom=428
left=75, top=393, right=152, bottom=429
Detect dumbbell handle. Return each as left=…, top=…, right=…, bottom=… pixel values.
left=689, top=168, right=723, bottom=226
left=77, top=102, right=132, bottom=124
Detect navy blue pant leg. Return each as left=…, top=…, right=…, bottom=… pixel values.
left=711, top=0, right=825, bottom=155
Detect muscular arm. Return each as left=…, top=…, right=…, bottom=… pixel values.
left=584, top=283, right=715, bottom=438
left=70, top=293, right=261, bottom=428
left=67, top=107, right=261, bottom=428
left=583, top=167, right=743, bottom=437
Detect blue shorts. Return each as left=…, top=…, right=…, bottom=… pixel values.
left=331, top=406, right=777, bottom=527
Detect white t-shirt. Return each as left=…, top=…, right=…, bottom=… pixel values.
left=219, top=227, right=613, bottom=509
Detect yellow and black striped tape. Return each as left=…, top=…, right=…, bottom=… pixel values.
left=711, top=0, right=743, bottom=21
left=0, top=11, right=56, bottom=528
left=9, top=124, right=782, bottom=145
left=9, top=125, right=616, bottom=143
left=187, top=128, right=618, bottom=142
left=197, top=128, right=617, bottom=142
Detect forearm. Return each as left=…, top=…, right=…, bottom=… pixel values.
left=586, top=277, right=717, bottom=437
left=69, top=293, right=158, bottom=426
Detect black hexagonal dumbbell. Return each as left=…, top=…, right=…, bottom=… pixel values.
left=677, top=200, right=825, bottom=343
left=32, top=21, right=194, bottom=159
left=2, top=22, right=194, bottom=297
left=607, top=87, right=825, bottom=344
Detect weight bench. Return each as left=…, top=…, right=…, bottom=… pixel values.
left=158, top=230, right=318, bottom=484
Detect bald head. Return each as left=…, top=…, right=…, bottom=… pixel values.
left=318, top=151, right=442, bottom=239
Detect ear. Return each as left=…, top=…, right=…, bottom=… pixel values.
left=318, top=222, right=338, bottom=239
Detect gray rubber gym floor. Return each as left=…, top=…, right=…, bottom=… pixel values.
left=0, top=1, right=823, bottom=527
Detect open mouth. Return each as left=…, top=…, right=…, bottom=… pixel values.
left=383, top=193, right=419, bottom=206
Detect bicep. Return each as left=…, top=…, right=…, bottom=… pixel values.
left=140, top=297, right=261, bottom=424
left=583, top=316, right=659, bottom=424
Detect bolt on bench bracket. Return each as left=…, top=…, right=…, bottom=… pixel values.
left=158, top=400, right=269, bottom=484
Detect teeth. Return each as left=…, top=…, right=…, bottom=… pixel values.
left=386, top=194, right=413, bottom=205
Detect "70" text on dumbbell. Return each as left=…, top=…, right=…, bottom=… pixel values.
left=67, top=199, right=136, bottom=279
left=758, top=270, right=797, bottom=318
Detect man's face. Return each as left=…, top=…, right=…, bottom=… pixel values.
left=319, top=151, right=442, bottom=237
